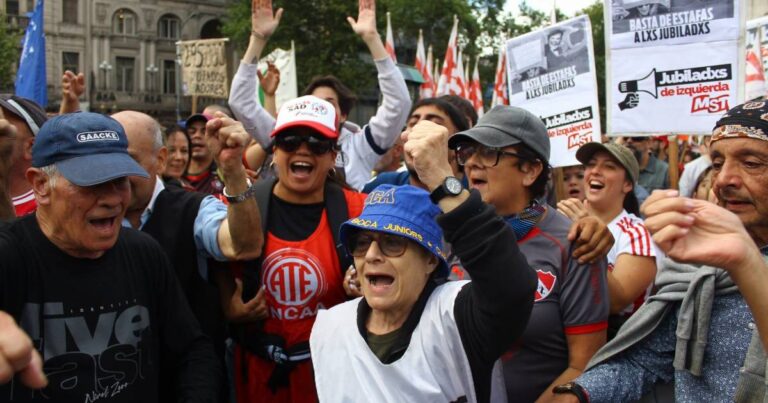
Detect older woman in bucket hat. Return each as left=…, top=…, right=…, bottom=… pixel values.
left=310, top=120, right=537, bottom=403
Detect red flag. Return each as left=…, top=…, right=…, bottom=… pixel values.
left=433, top=57, right=440, bottom=94
left=456, top=48, right=468, bottom=98
left=469, top=57, right=484, bottom=118
left=385, top=12, right=397, bottom=63
left=492, top=46, right=508, bottom=107
left=436, top=17, right=466, bottom=98
left=415, top=30, right=434, bottom=99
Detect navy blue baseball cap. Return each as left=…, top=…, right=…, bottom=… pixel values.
left=32, top=112, right=148, bottom=186
left=339, top=185, right=449, bottom=276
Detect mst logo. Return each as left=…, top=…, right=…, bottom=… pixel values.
left=691, top=94, right=729, bottom=113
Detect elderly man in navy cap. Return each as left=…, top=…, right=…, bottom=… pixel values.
left=0, top=112, right=221, bottom=402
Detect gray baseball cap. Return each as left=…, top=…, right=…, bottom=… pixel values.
left=448, top=105, right=550, bottom=162
left=576, top=142, right=640, bottom=184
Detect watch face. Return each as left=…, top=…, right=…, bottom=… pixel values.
left=446, top=177, right=463, bottom=194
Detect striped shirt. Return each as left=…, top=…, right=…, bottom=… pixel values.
left=607, top=210, right=658, bottom=316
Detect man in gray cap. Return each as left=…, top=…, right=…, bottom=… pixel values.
left=444, top=105, right=610, bottom=401
left=0, top=95, right=48, bottom=217
left=0, top=112, right=221, bottom=402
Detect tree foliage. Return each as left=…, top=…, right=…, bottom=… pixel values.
left=222, top=0, right=501, bottom=93
left=0, top=14, right=21, bottom=92
left=222, top=0, right=606, bottom=111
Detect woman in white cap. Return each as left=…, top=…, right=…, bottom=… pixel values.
left=311, top=120, right=536, bottom=403
left=560, top=142, right=658, bottom=337
left=225, top=95, right=367, bottom=403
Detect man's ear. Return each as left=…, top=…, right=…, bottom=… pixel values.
left=26, top=168, right=51, bottom=205
left=156, top=146, right=168, bottom=174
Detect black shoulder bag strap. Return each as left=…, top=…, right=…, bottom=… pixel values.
left=323, top=181, right=352, bottom=275
left=241, top=177, right=277, bottom=301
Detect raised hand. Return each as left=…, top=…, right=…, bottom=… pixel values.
left=251, top=0, right=283, bottom=39
left=641, top=190, right=754, bottom=271
left=347, top=0, right=379, bottom=41
left=205, top=112, right=250, bottom=175
left=61, top=71, right=85, bottom=102
left=402, top=120, right=453, bottom=191
left=257, top=62, right=280, bottom=96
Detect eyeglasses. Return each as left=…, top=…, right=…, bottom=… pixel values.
left=628, top=137, right=648, bottom=142
left=346, top=231, right=410, bottom=258
left=455, top=143, right=523, bottom=167
left=275, top=134, right=336, bottom=155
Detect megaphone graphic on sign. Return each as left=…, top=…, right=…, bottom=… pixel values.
left=618, top=69, right=658, bottom=98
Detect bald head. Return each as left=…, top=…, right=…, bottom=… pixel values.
left=111, top=111, right=167, bottom=216
left=111, top=111, right=163, bottom=154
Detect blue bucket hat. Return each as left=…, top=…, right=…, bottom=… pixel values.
left=32, top=112, right=148, bottom=186
left=339, top=185, right=449, bottom=276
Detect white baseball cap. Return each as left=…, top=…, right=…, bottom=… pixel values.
left=271, top=95, right=339, bottom=139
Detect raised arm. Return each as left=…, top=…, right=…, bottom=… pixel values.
left=229, top=0, right=282, bottom=147
left=347, top=0, right=387, bottom=60
left=404, top=118, right=537, bottom=365
left=205, top=113, right=263, bottom=260
left=59, top=70, right=84, bottom=114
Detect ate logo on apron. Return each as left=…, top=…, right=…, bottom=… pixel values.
left=262, top=248, right=329, bottom=320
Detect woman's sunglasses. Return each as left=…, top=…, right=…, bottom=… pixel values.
left=346, top=231, right=410, bottom=258
left=275, top=134, right=336, bottom=155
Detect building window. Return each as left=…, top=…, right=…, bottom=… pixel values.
left=115, top=57, right=134, bottom=92
left=158, top=14, right=180, bottom=40
left=6, top=1, right=19, bottom=15
left=113, top=9, right=136, bottom=36
left=62, top=52, right=79, bottom=74
left=62, top=0, right=77, bottom=24
left=25, top=0, right=32, bottom=12
left=163, top=60, right=176, bottom=94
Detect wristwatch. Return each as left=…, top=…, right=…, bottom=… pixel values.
left=222, top=179, right=256, bottom=204
left=429, top=176, right=463, bottom=204
left=552, top=382, right=589, bottom=403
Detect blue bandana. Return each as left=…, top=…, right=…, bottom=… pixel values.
left=503, top=201, right=546, bottom=240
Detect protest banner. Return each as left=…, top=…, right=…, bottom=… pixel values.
left=745, top=16, right=768, bottom=100
left=505, top=15, right=601, bottom=167
left=609, top=0, right=740, bottom=49
left=178, top=38, right=230, bottom=99
left=605, top=0, right=744, bottom=135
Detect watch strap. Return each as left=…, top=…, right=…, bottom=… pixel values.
left=223, top=179, right=255, bottom=204
left=553, top=382, right=589, bottom=403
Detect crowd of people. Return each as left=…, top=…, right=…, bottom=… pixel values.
left=1, top=0, right=768, bottom=402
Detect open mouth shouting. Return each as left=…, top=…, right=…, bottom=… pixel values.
left=289, top=160, right=315, bottom=179
left=365, top=272, right=395, bottom=294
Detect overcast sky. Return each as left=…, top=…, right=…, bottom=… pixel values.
left=504, top=0, right=600, bottom=18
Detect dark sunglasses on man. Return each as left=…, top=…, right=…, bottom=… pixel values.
left=275, top=133, right=337, bottom=155
left=454, top=142, right=524, bottom=167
